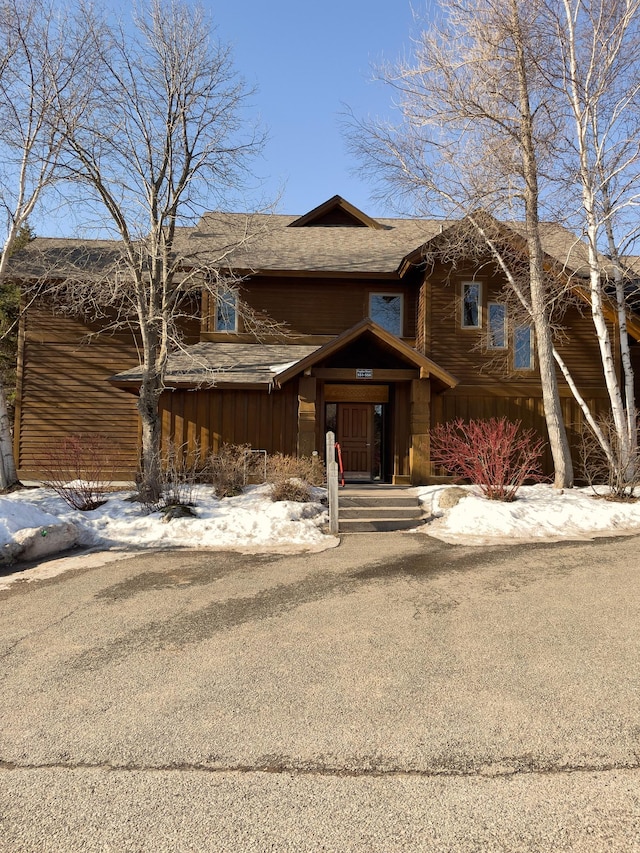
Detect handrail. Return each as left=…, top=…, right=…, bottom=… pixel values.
left=334, top=442, right=345, bottom=487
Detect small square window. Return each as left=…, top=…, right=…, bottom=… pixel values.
left=462, top=282, right=481, bottom=328
left=488, top=302, right=506, bottom=348
left=369, top=293, right=403, bottom=336
left=514, top=325, right=533, bottom=369
left=214, top=286, right=238, bottom=332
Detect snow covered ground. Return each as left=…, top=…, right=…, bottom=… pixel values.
left=1, top=481, right=640, bottom=589
left=417, top=483, right=640, bottom=545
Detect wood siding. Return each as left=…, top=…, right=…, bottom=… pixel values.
left=159, top=384, right=299, bottom=460
left=432, top=385, right=612, bottom=476
left=423, top=268, right=611, bottom=391
left=16, top=305, right=141, bottom=480
left=205, top=274, right=418, bottom=340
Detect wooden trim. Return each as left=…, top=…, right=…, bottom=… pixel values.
left=275, top=318, right=458, bottom=389
left=312, top=368, right=419, bottom=381
left=288, top=195, right=383, bottom=230
left=13, top=301, right=27, bottom=469
left=199, top=332, right=337, bottom=345
left=446, top=382, right=611, bottom=398
left=227, top=268, right=400, bottom=281
left=324, top=384, right=390, bottom=403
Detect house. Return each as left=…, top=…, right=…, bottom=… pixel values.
left=12, top=195, right=640, bottom=484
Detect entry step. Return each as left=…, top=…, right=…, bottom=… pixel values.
left=337, top=486, right=425, bottom=533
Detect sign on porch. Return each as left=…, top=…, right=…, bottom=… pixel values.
left=356, top=368, right=373, bottom=379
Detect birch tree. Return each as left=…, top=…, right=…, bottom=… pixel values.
left=542, top=0, right=640, bottom=486
left=51, top=0, right=269, bottom=502
left=349, top=0, right=575, bottom=487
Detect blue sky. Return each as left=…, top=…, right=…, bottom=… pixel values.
left=205, top=0, right=418, bottom=217
left=35, top=0, right=419, bottom=236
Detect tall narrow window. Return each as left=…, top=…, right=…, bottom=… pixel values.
left=488, top=302, right=506, bottom=348
left=514, top=325, right=533, bottom=369
left=369, top=293, right=403, bottom=336
left=461, top=282, right=481, bottom=328
left=214, top=286, right=238, bottom=332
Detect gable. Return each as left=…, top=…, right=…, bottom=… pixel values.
left=320, top=332, right=416, bottom=370
left=288, top=195, right=383, bottom=230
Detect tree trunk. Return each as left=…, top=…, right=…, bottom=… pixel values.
left=136, top=376, right=163, bottom=504
left=511, top=0, right=573, bottom=488
left=0, top=377, right=17, bottom=489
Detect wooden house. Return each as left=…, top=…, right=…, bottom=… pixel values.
left=12, top=195, right=640, bottom=484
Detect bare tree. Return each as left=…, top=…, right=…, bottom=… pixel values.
left=542, top=0, right=640, bottom=487
left=0, top=0, right=85, bottom=489
left=51, top=0, right=270, bottom=501
left=348, top=0, right=575, bottom=487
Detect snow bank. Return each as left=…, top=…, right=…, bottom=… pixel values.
left=418, top=483, right=640, bottom=544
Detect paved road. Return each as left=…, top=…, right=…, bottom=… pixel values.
left=1, top=532, right=640, bottom=851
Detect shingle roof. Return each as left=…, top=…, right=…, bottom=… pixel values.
left=110, top=319, right=459, bottom=391
left=111, top=342, right=321, bottom=388
left=8, top=197, right=601, bottom=280
left=183, top=212, right=447, bottom=274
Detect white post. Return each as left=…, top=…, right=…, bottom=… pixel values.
left=326, top=431, right=339, bottom=535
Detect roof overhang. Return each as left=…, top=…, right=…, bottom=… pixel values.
left=110, top=320, right=458, bottom=394
left=274, top=318, right=458, bottom=391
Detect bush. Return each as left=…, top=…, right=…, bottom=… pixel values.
left=270, top=477, right=313, bottom=503
left=430, top=417, right=546, bottom=501
left=42, top=433, right=116, bottom=510
left=266, top=453, right=324, bottom=503
left=579, top=414, right=640, bottom=499
left=159, top=441, right=205, bottom=508
left=209, top=443, right=255, bottom=498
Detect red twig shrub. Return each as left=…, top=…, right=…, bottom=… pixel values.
left=430, top=417, right=546, bottom=501
left=42, top=433, right=116, bottom=510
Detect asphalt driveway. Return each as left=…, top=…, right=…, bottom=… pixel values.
left=1, top=531, right=640, bottom=851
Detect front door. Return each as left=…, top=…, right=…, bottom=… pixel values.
left=338, top=403, right=372, bottom=479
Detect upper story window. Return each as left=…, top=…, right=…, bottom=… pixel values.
left=461, top=281, right=481, bottom=328
left=369, top=293, right=403, bottom=337
left=514, top=325, right=533, bottom=370
left=214, top=285, right=238, bottom=333
left=487, top=302, right=506, bottom=348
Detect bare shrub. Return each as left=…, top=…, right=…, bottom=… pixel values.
left=42, top=433, right=116, bottom=510
left=160, top=441, right=206, bottom=508
left=270, top=478, right=313, bottom=502
left=209, top=443, right=254, bottom=498
left=134, top=441, right=208, bottom=511
left=580, top=415, right=640, bottom=499
left=266, top=453, right=324, bottom=503
left=430, top=417, right=546, bottom=501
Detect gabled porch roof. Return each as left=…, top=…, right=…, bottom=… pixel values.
left=273, top=319, right=458, bottom=391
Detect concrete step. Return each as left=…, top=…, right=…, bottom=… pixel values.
left=340, top=496, right=419, bottom=509
left=339, top=518, right=423, bottom=533
left=339, top=507, right=423, bottom=520
left=337, top=486, right=425, bottom=533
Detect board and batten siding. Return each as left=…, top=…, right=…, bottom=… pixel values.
left=15, top=305, right=142, bottom=480
left=159, top=385, right=300, bottom=461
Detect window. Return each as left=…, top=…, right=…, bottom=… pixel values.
left=214, top=286, right=238, bottom=332
left=369, top=293, right=403, bottom=336
left=514, top=325, right=533, bottom=369
left=488, top=302, right=506, bottom=348
left=461, top=282, right=481, bottom=328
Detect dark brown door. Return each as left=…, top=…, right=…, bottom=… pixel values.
left=338, top=403, right=372, bottom=477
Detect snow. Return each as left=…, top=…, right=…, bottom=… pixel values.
left=2, top=483, right=332, bottom=552
left=2, top=481, right=640, bottom=589
left=417, top=483, right=640, bottom=545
